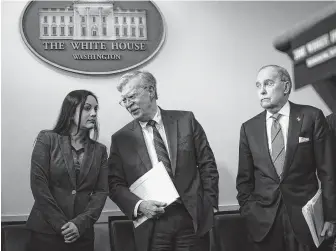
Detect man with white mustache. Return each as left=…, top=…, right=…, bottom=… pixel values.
left=236, top=65, right=336, bottom=251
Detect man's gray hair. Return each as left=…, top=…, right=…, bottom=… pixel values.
left=117, top=70, right=158, bottom=99
left=259, top=65, right=292, bottom=95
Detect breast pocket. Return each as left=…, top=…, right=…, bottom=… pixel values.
left=177, top=135, right=193, bottom=151
left=298, top=141, right=312, bottom=147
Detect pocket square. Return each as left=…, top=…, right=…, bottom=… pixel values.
left=299, top=137, right=310, bottom=143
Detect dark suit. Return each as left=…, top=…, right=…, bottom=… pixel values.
left=327, top=113, right=336, bottom=137
left=326, top=114, right=336, bottom=251
left=236, top=102, right=336, bottom=249
left=108, top=109, right=219, bottom=251
left=26, top=130, right=108, bottom=249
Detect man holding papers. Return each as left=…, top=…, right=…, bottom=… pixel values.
left=236, top=65, right=336, bottom=251
left=108, top=70, right=219, bottom=251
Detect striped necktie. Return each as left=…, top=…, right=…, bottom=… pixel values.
left=271, top=114, right=285, bottom=177
left=147, top=120, right=174, bottom=178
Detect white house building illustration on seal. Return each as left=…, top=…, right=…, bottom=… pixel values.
left=39, top=0, right=147, bottom=40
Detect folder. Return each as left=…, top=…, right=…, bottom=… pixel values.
left=302, top=189, right=325, bottom=247
left=129, top=162, right=180, bottom=228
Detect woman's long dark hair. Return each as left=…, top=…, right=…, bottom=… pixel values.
left=53, top=90, right=99, bottom=141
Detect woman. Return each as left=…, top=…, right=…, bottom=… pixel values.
left=26, top=90, right=108, bottom=251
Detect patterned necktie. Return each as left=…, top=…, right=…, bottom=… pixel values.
left=271, top=114, right=285, bottom=177
left=147, top=120, right=174, bottom=178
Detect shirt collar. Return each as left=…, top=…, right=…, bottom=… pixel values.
left=139, top=106, right=162, bottom=129
left=266, top=101, right=290, bottom=120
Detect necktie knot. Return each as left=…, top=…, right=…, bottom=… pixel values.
left=147, top=120, right=156, bottom=127
left=271, top=113, right=281, bottom=122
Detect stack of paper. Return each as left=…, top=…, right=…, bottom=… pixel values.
left=129, top=162, right=180, bottom=228
left=302, top=189, right=325, bottom=247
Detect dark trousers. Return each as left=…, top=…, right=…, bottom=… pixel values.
left=150, top=203, right=210, bottom=251
left=252, top=201, right=328, bottom=251
left=27, top=231, right=94, bottom=251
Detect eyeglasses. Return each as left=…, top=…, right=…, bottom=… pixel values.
left=119, top=87, right=148, bottom=107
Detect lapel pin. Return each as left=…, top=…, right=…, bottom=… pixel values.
left=297, top=116, right=301, bottom=122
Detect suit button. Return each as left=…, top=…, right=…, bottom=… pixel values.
left=72, top=190, right=76, bottom=195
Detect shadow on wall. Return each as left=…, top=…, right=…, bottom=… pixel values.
left=217, top=161, right=238, bottom=207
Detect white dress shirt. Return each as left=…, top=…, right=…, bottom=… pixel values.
left=266, top=101, right=290, bottom=153
left=133, top=107, right=172, bottom=217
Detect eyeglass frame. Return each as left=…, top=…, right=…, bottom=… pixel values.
left=119, top=86, right=148, bottom=107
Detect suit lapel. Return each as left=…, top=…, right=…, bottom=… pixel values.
left=59, top=135, right=76, bottom=188
left=77, top=140, right=95, bottom=187
left=129, top=120, right=152, bottom=172
left=281, top=102, right=303, bottom=181
left=258, top=112, right=280, bottom=182
left=161, top=109, right=177, bottom=175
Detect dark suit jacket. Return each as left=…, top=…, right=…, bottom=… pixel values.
left=26, top=130, right=108, bottom=239
left=236, top=102, right=336, bottom=245
left=327, top=113, right=336, bottom=137
left=108, top=109, right=219, bottom=251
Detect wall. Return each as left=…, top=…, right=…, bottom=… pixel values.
left=1, top=0, right=332, bottom=221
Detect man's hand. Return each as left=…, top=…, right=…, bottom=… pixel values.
left=138, top=200, right=166, bottom=219
left=321, top=222, right=335, bottom=239
left=61, top=222, right=80, bottom=243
